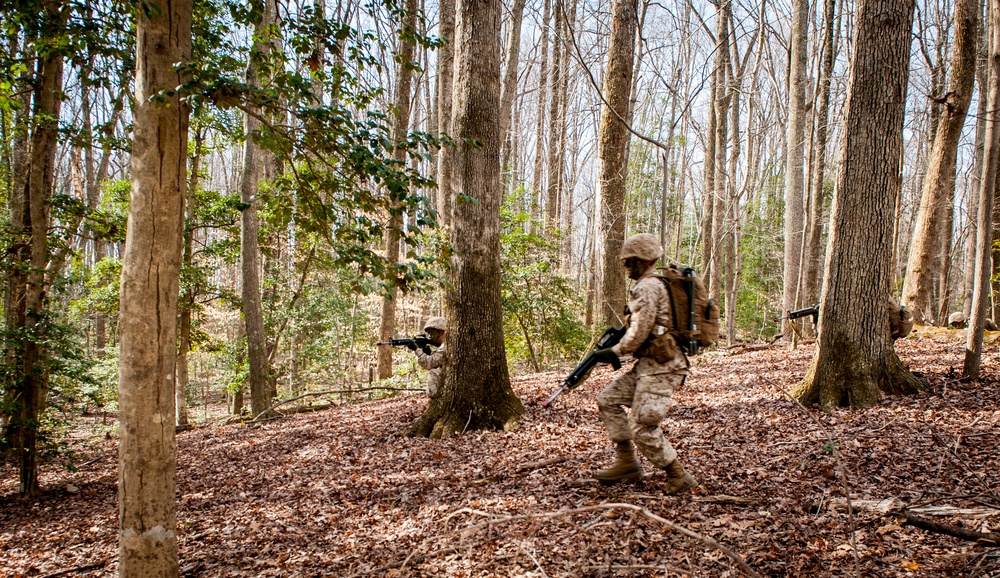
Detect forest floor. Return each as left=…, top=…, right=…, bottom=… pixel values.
left=2, top=329, right=1000, bottom=577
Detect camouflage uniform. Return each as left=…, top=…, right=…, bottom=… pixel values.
left=597, top=268, right=688, bottom=469
left=416, top=345, right=445, bottom=398
left=417, top=316, right=447, bottom=398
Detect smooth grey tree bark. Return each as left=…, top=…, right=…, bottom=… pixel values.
left=118, top=0, right=191, bottom=573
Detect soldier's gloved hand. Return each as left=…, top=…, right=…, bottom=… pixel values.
left=421, top=346, right=432, bottom=355
left=405, top=341, right=418, bottom=351
left=592, top=348, right=619, bottom=365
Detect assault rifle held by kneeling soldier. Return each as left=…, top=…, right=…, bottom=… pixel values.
left=541, top=324, right=627, bottom=408
left=376, top=334, right=432, bottom=351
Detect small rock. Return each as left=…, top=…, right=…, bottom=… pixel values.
left=66, top=484, right=79, bottom=493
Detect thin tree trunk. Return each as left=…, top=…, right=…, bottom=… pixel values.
left=241, top=0, right=280, bottom=419
left=177, top=130, right=204, bottom=428
left=903, top=0, right=980, bottom=325
left=597, top=0, right=639, bottom=326
left=498, top=0, right=527, bottom=152
left=710, top=1, right=731, bottom=302
left=531, top=0, right=551, bottom=217
left=118, top=0, right=191, bottom=572
left=966, top=0, right=1000, bottom=378
left=10, top=0, right=66, bottom=498
left=377, top=0, right=419, bottom=380
left=545, top=0, right=564, bottom=224
left=437, top=0, right=456, bottom=226
left=782, top=0, right=809, bottom=339
left=964, top=19, right=989, bottom=318
left=802, top=0, right=838, bottom=310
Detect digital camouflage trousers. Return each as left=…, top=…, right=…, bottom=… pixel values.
left=596, top=357, right=687, bottom=468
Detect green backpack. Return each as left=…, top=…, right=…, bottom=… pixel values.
left=657, top=266, right=720, bottom=354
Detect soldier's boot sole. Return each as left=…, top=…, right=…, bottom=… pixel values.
left=662, top=473, right=698, bottom=495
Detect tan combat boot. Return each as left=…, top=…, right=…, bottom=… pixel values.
left=595, top=441, right=643, bottom=485
left=662, top=459, right=698, bottom=494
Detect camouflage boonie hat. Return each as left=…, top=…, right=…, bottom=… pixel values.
left=423, top=316, right=447, bottom=331
left=620, top=233, right=663, bottom=261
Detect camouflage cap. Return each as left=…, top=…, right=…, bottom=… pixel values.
left=423, top=316, right=447, bottom=331
left=620, top=233, right=663, bottom=262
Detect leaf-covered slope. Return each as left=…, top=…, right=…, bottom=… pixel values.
left=2, top=332, right=998, bottom=577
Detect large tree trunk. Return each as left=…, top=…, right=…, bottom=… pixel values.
left=781, top=0, right=809, bottom=339
left=118, top=0, right=190, bottom=573
left=436, top=0, right=456, bottom=227
left=903, top=0, right=981, bottom=325
left=241, top=0, right=279, bottom=418
left=802, top=0, right=839, bottom=310
left=377, top=0, right=419, bottom=380
left=597, top=0, right=638, bottom=326
left=964, top=0, right=1000, bottom=379
left=794, top=0, right=922, bottom=408
left=405, top=0, right=524, bottom=438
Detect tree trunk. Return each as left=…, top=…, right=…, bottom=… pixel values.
left=8, top=0, right=66, bottom=498
left=903, top=0, right=980, bottom=325
left=710, top=1, right=731, bottom=302
left=531, top=0, right=551, bottom=218
left=177, top=130, right=204, bottom=428
left=241, top=0, right=279, bottom=418
left=964, top=20, right=989, bottom=318
left=436, top=0, right=456, bottom=227
left=597, top=0, right=638, bottom=326
left=545, top=0, right=564, bottom=224
left=782, top=0, right=809, bottom=339
left=700, top=39, right=718, bottom=283
left=964, top=0, right=1000, bottom=379
left=118, top=0, right=190, bottom=573
left=794, top=0, right=922, bottom=408
left=802, top=0, right=838, bottom=310
left=406, top=0, right=524, bottom=437
left=377, top=0, right=419, bottom=380
left=498, top=0, right=526, bottom=152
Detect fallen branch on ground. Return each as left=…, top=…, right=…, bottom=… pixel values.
left=40, top=561, right=106, bottom=578
left=894, top=510, right=1000, bottom=544
left=249, top=387, right=424, bottom=422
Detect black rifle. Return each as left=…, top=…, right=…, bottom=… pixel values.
left=773, top=304, right=819, bottom=325
left=376, top=334, right=432, bottom=349
left=542, top=325, right=628, bottom=408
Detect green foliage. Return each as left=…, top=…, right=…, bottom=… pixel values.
left=734, top=171, right=785, bottom=341
left=500, top=191, right=589, bottom=370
